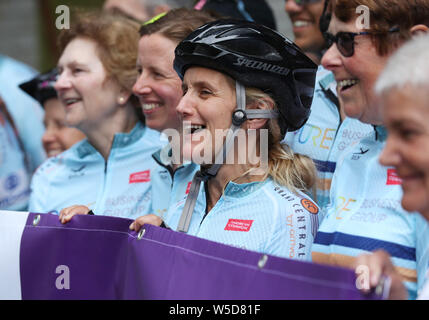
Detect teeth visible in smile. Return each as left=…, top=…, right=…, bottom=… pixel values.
left=47, top=150, right=62, bottom=157
left=142, top=103, right=160, bottom=111
left=338, top=79, right=359, bottom=89
left=64, top=98, right=80, bottom=105
left=184, top=124, right=205, bottom=134
left=294, top=20, right=311, bottom=27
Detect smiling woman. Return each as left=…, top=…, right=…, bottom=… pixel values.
left=285, top=0, right=326, bottom=64
left=376, top=34, right=429, bottom=221
left=131, top=19, right=321, bottom=261
left=311, top=0, right=429, bottom=300
left=28, top=11, right=164, bottom=220
left=356, top=34, right=429, bottom=300
left=58, top=8, right=218, bottom=224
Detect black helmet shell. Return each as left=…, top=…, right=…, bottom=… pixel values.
left=19, top=68, right=58, bottom=107
left=174, top=19, right=317, bottom=134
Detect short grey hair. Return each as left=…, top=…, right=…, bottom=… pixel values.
left=375, top=34, right=429, bottom=95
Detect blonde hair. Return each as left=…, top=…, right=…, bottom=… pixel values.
left=244, top=88, right=317, bottom=194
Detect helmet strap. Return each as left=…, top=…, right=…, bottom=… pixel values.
left=177, top=81, right=278, bottom=233
left=176, top=81, right=246, bottom=233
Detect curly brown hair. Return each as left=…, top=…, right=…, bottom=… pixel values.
left=57, top=10, right=140, bottom=99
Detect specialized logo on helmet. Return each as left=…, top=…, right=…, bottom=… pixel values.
left=233, top=57, right=289, bottom=76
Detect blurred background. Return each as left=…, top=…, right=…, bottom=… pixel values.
left=0, top=0, right=292, bottom=72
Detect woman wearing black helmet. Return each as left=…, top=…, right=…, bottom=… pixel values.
left=130, top=19, right=320, bottom=260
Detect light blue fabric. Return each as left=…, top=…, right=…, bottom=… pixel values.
left=165, top=177, right=321, bottom=260
left=284, top=66, right=372, bottom=210
left=0, top=55, right=46, bottom=210
left=28, top=123, right=166, bottom=219
left=0, top=109, right=31, bottom=210
left=418, top=253, right=429, bottom=299
left=0, top=55, right=46, bottom=171
left=151, top=144, right=199, bottom=219
left=312, top=126, right=429, bottom=299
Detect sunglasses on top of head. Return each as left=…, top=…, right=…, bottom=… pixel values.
left=323, top=27, right=400, bottom=57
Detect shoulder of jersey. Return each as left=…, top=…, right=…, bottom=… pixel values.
left=271, top=183, right=320, bottom=215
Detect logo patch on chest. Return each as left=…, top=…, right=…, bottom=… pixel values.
left=386, top=169, right=402, bottom=185
left=129, top=170, right=150, bottom=183
left=224, top=219, right=254, bottom=232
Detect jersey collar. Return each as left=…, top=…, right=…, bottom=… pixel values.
left=76, top=122, right=145, bottom=158
left=374, top=125, right=388, bottom=142
left=223, top=178, right=269, bottom=198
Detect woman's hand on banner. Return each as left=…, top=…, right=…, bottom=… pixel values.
left=59, top=205, right=91, bottom=224
left=129, top=214, right=163, bottom=231
left=354, top=250, right=408, bottom=300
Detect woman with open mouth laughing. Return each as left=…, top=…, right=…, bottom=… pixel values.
left=131, top=8, right=218, bottom=219
left=130, top=19, right=321, bottom=261
left=311, top=0, right=429, bottom=299
left=285, top=0, right=327, bottom=64
left=355, top=34, right=429, bottom=300
left=28, top=11, right=163, bottom=219
left=58, top=9, right=218, bottom=223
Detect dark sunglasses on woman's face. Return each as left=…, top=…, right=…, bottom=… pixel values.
left=323, top=27, right=400, bottom=57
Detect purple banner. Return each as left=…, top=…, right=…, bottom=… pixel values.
left=19, top=212, right=379, bottom=300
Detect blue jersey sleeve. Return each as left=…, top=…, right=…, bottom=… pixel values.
left=28, top=161, right=52, bottom=214
left=416, top=214, right=429, bottom=295
left=264, top=192, right=320, bottom=261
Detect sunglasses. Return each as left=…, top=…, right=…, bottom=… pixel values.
left=323, top=27, right=400, bottom=57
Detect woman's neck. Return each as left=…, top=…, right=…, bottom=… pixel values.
left=84, top=104, right=138, bottom=160
left=204, top=132, right=267, bottom=212
left=205, top=163, right=264, bottom=212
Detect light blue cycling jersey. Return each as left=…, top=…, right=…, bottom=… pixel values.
left=0, top=109, right=31, bottom=210
left=0, top=55, right=46, bottom=172
left=419, top=268, right=429, bottom=300
left=164, top=177, right=321, bottom=260
left=0, top=55, right=46, bottom=210
left=284, top=66, right=372, bottom=210
left=151, top=144, right=199, bottom=219
left=311, top=126, right=429, bottom=299
left=28, top=123, right=165, bottom=219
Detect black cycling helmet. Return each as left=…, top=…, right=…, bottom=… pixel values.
left=19, top=68, right=58, bottom=107
left=174, top=19, right=317, bottom=134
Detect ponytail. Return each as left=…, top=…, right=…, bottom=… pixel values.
left=245, top=88, right=317, bottom=195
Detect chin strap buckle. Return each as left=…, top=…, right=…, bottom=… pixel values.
left=232, top=109, right=247, bottom=126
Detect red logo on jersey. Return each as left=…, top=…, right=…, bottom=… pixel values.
left=224, top=219, right=254, bottom=232
left=185, top=181, right=192, bottom=194
left=129, top=170, right=150, bottom=183
left=387, top=169, right=402, bottom=185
